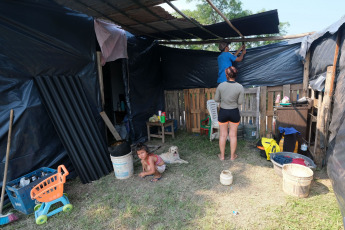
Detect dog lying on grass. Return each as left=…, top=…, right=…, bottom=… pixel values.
left=159, top=146, right=188, bottom=164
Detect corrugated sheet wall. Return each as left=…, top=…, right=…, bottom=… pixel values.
left=35, top=75, right=112, bottom=183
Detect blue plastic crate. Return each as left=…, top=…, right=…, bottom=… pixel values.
left=5, top=167, right=57, bottom=215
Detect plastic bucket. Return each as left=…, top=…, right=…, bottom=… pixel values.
left=244, top=124, right=257, bottom=140
left=282, top=164, right=313, bottom=198
left=110, top=152, right=134, bottom=179
left=220, top=170, right=233, bottom=186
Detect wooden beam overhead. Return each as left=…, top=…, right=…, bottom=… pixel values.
left=158, top=32, right=315, bottom=44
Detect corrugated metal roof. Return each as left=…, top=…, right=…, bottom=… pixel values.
left=53, top=0, right=280, bottom=40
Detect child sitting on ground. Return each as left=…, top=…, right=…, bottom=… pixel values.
left=136, top=142, right=166, bottom=182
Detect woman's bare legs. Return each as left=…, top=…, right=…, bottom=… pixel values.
left=218, top=123, right=229, bottom=160
left=229, top=122, right=239, bottom=160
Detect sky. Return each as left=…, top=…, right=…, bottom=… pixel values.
left=159, top=0, right=345, bottom=35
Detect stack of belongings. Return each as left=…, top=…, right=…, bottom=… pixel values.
left=277, top=127, right=300, bottom=153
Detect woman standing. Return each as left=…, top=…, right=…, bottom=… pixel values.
left=214, top=66, right=244, bottom=161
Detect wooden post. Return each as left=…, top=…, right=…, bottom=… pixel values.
left=259, top=86, right=267, bottom=137
left=302, top=51, right=311, bottom=97
left=96, top=51, right=105, bottom=109
left=200, top=88, right=206, bottom=129
left=313, top=32, right=340, bottom=168
left=267, top=91, right=274, bottom=136
left=313, top=91, right=323, bottom=167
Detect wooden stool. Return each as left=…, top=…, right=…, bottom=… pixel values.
left=146, top=120, right=175, bottom=143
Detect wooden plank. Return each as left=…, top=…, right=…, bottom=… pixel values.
left=244, top=88, right=259, bottom=94
left=267, top=86, right=283, bottom=92
left=256, top=87, right=260, bottom=138
left=200, top=88, right=206, bottom=129
left=100, top=111, right=121, bottom=141
left=303, top=51, right=311, bottom=97
left=173, top=91, right=179, bottom=127
left=192, top=90, right=197, bottom=131
left=259, top=86, right=267, bottom=137
left=240, top=111, right=257, bottom=116
left=184, top=89, right=191, bottom=132
left=290, top=84, right=303, bottom=91
left=196, top=89, right=200, bottom=130
left=267, top=91, right=274, bottom=134
left=283, top=84, right=291, bottom=99
left=96, top=52, right=105, bottom=109
left=291, top=90, right=298, bottom=102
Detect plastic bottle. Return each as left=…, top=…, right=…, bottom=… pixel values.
left=301, top=142, right=308, bottom=155
left=160, top=112, right=166, bottom=123
left=275, top=94, right=281, bottom=104
left=120, top=101, right=125, bottom=111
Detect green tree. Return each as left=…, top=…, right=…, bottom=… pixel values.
left=169, top=0, right=289, bottom=51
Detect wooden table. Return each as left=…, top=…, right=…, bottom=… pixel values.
left=146, top=120, right=175, bottom=143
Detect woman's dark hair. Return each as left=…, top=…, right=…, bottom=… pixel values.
left=225, top=66, right=238, bottom=79
left=135, top=142, right=150, bottom=153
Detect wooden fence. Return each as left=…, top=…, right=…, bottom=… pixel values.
left=164, top=90, right=185, bottom=128
left=165, top=88, right=260, bottom=134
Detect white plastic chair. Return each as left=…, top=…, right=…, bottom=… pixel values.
left=206, top=99, right=219, bottom=141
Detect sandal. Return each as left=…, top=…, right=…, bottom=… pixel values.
left=230, top=154, right=238, bottom=161
left=218, top=154, right=225, bottom=161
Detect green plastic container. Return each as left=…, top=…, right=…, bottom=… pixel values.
left=244, top=123, right=257, bottom=140
left=160, top=115, right=165, bottom=123
left=237, top=123, right=244, bottom=139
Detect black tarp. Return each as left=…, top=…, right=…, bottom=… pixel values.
left=0, top=0, right=111, bottom=186
left=160, top=40, right=303, bottom=89
left=127, top=36, right=164, bottom=142
left=148, top=9, right=280, bottom=40
left=127, top=39, right=304, bottom=143
left=298, top=16, right=345, bottom=91
left=326, top=25, right=345, bottom=226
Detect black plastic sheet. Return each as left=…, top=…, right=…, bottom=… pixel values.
left=0, top=0, right=104, bottom=186
left=127, top=36, right=164, bottom=142
left=160, top=40, right=303, bottom=89
left=326, top=25, right=345, bottom=226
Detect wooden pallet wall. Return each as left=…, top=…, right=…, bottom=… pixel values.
left=182, top=87, right=260, bottom=133
left=164, top=90, right=185, bottom=128
left=259, top=83, right=303, bottom=137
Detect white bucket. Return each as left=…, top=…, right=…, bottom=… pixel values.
left=110, top=152, right=134, bottom=179
left=220, top=170, right=233, bottom=185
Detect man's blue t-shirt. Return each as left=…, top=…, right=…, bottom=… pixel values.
left=217, top=52, right=237, bottom=83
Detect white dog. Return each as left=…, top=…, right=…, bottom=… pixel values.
left=159, top=146, right=188, bottom=164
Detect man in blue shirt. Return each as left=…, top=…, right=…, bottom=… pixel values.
left=217, top=42, right=246, bottom=83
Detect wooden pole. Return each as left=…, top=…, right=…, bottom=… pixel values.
left=96, top=51, right=105, bottom=109
left=0, top=109, right=14, bottom=214
left=302, top=51, right=311, bottom=97
left=158, top=32, right=315, bottom=45
left=205, top=0, right=243, bottom=38
left=313, top=31, right=341, bottom=168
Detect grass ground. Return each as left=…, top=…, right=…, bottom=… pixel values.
left=4, top=131, right=343, bottom=230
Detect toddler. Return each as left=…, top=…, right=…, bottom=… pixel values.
left=136, top=142, right=166, bottom=182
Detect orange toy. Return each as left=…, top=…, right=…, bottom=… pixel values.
left=31, top=165, right=69, bottom=203
left=30, top=165, right=72, bottom=225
